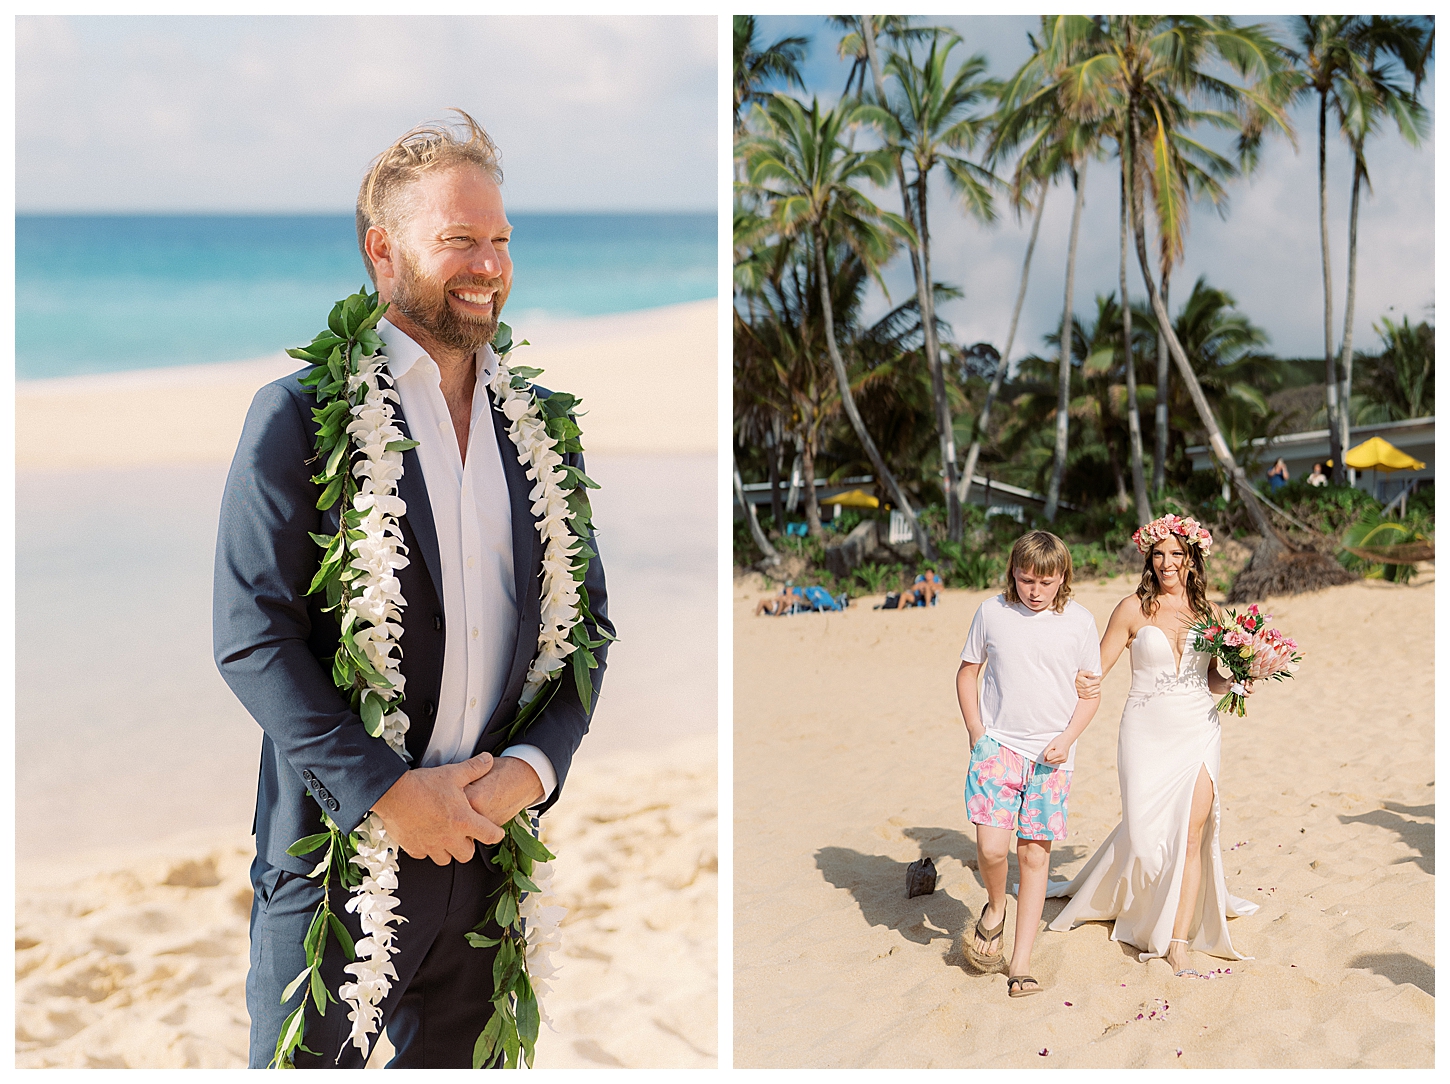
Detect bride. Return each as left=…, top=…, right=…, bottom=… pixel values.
left=1047, top=514, right=1257, bottom=976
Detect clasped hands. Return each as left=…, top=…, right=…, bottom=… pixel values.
left=370, top=753, right=545, bottom=865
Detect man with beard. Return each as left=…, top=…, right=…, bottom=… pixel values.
left=214, top=112, right=610, bottom=1068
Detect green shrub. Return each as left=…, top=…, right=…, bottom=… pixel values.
left=852, top=562, right=896, bottom=594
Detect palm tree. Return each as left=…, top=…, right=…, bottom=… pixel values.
left=1138, top=276, right=1282, bottom=479
left=956, top=179, right=1047, bottom=506
left=831, top=16, right=936, bottom=341
left=991, top=18, right=1107, bottom=523
left=877, top=32, right=997, bottom=541
left=733, top=16, right=808, bottom=133
left=1327, top=18, right=1432, bottom=479
left=1055, top=15, right=1294, bottom=546
left=1352, top=316, right=1434, bottom=424
left=1289, top=16, right=1431, bottom=484
left=742, top=93, right=932, bottom=557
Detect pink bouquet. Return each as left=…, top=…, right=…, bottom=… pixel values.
left=1188, top=604, right=1303, bottom=716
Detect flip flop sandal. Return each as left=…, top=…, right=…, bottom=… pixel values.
left=964, top=902, right=1006, bottom=972
left=1007, top=975, right=1042, bottom=998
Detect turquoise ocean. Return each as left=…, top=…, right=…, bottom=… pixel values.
left=15, top=212, right=716, bottom=380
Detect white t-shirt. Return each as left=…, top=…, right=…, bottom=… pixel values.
left=960, top=594, right=1101, bottom=772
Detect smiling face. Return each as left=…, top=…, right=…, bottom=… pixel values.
left=1011, top=566, right=1064, bottom=612
left=1151, top=536, right=1188, bottom=589
left=369, top=164, right=513, bottom=355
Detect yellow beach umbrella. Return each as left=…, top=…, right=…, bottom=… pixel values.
left=1343, top=435, right=1425, bottom=473
left=826, top=489, right=880, bottom=509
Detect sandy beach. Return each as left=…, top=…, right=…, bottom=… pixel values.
left=15, top=298, right=716, bottom=470
left=15, top=301, right=718, bottom=1068
left=733, top=572, right=1433, bottom=1068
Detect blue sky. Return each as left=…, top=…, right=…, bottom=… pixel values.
left=747, top=15, right=1435, bottom=361
left=16, top=15, right=716, bottom=214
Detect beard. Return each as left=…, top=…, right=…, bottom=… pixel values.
left=390, top=248, right=509, bottom=355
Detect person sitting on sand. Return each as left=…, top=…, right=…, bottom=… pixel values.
left=1307, top=462, right=1328, bottom=488
left=899, top=568, right=943, bottom=608
left=956, top=531, right=1100, bottom=997
left=755, top=585, right=798, bottom=616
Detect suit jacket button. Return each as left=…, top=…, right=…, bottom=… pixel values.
left=434, top=615, right=443, bottom=631
left=426, top=700, right=436, bottom=719
left=326, top=798, right=340, bottom=812
left=302, top=769, right=314, bottom=780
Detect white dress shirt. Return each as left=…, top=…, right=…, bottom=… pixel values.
left=377, top=319, right=556, bottom=801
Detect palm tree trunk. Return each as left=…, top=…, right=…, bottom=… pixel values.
left=1128, top=111, right=1283, bottom=552
left=916, top=175, right=961, bottom=539
left=1318, top=90, right=1345, bottom=484
left=1044, top=162, right=1086, bottom=523
left=1109, top=435, right=1129, bottom=511
left=958, top=182, right=1046, bottom=507
left=1119, top=141, right=1151, bottom=526
left=766, top=421, right=785, bottom=531
left=862, top=18, right=961, bottom=542
left=1338, top=155, right=1363, bottom=485
left=1153, top=270, right=1170, bottom=494
left=812, top=224, right=933, bottom=558
left=734, top=455, right=781, bottom=566
left=800, top=431, right=823, bottom=536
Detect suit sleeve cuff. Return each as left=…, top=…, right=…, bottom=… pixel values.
left=500, top=744, right=557, bottom=806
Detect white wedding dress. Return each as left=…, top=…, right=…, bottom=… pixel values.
left=1045, top=624, right=1258, bottom=960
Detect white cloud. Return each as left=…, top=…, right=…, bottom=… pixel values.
left=16, top=14, right=717, bottom=212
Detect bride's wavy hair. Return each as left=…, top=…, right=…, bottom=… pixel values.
left=1136, top=533, right=1212, bottom=619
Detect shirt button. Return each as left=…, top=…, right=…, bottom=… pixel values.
left=469, top=697, right=477, bottom=709
left=472, top=627, right=479, bottom=639
left=467, top=556, right=475, bottom=569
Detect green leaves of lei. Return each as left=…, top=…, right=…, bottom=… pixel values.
left=294, top=289, right=418, bottom=730
left=467, top=815, right=557, bottom=1068
left=269, top=288, right=403, bottom=1069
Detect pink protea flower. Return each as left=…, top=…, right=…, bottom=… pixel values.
left=1248, top=628, right=1302, bottom=680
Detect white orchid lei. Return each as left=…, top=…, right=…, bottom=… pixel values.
left=270, top=289, right=607, bottom=1070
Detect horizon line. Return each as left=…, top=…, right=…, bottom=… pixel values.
left=16, top=207, right=717, bottom=218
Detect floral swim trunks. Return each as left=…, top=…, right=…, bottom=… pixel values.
left=964, top=734, right=1072, bottom=841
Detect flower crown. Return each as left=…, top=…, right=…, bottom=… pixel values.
left=1132, top=513, right=1213, bottom=557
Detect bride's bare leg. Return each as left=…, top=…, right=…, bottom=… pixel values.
left=1166, top=765, right=1215, bottom=973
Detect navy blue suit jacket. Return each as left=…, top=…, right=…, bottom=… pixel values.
left=214, top=369, right=611, bottom=876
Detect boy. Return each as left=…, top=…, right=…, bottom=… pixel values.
left=956, top=531, right=1100, bottom=997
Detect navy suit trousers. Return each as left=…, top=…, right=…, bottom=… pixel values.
left=247, top=848, right=506, bottom=1069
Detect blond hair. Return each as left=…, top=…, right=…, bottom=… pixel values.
left=355, top=108, right=503, bottom=283
left=1003, top=530, right=1073, bottom=613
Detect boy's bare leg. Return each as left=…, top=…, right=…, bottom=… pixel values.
left=974, top=824, right=1012, bottom=953
left=1009, top=838, right=1052, bottom=980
